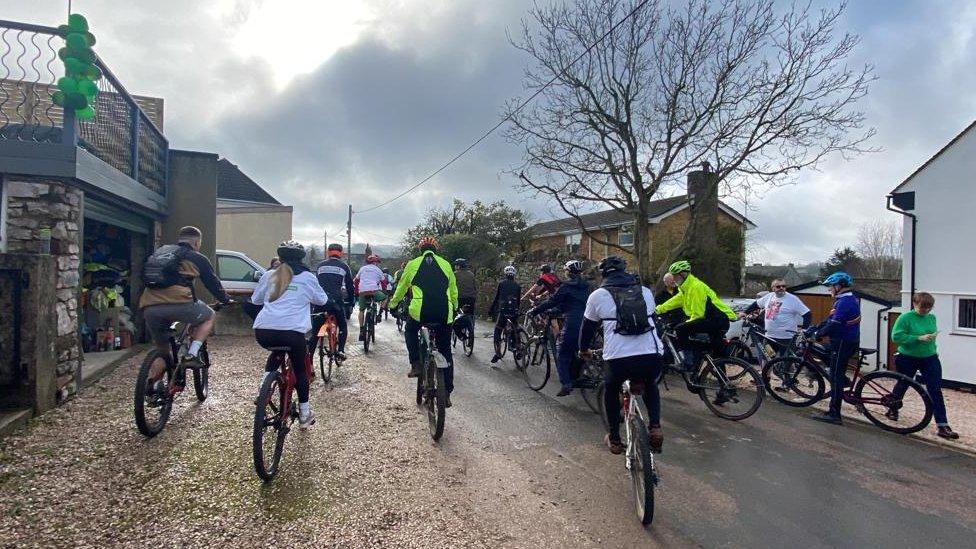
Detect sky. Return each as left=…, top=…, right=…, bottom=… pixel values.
left=3, top=0, right=975, bottom=264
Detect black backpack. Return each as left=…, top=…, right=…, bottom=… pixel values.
left=143, top=244, right=191, bottom=289
left=606, top=283, right=652, bottom=335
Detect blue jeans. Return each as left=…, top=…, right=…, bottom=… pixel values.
left=894, top=354, right=950, bottom=426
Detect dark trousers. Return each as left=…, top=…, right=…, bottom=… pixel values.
left=404, top=319, right=455, bottom=393
left=454, top=297, right=476, bottom=338
left=894, top=354, right=950, bottom=426
left=308, top=301, right=348, bottom=354
left=604, top=354, right=663, bottom=441
left=493, top=313, right=517, bottom=354
left=827, top=340, right=858, bottom=415
left=675, top=317, right=730, bottom=365
left=255, top=328, right=310, bottom=404
left=555, top=321, right=581, bottom=389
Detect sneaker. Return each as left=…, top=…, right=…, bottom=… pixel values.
left=336, top=351, right=347, bottom=362
left=144, top=379, right=166, bottom=405
left=605, top=434, right=625, bottom=455
left=712, top=392, right=730, bottom=406
left=648, top=426, right=664, bottom=454
left=885, top=408, right=899, bottom=421
left=490, top=355, right=502, bottom=364
left=810, top=411, right=843, bottom=425
left=358, top=330, right=366, bottom=341
left=299, top=410, right=315, bottom=430
left=556, top=386, right=573, bottom=397
left=407, top=362, right=422, bottom=378
left=937, top=426, right=960, bottom=440
left=445, top=394, right=453, bottom=408
left=181, top=353, right=205, bottom=368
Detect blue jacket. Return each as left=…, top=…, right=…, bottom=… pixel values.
left=532, top=275, right=590, bottom=330
left=816, top=291, right=861, bottom=343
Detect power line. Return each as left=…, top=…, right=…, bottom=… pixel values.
left=354, top=0, right=652, bottom=214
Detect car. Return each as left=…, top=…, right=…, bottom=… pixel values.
left=215, top=249, right=266, bottom=294
left=723, top=297, right=756, bottom=340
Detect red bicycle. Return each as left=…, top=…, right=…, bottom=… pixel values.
left=253, top=346, right=313, bottom=482
left=314, top=311, right=343, bottom=383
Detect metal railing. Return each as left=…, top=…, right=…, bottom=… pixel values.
left=0, top=19, right=168, bottom=196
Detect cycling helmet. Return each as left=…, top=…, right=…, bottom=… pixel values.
left=454, top=258, right=469, bottom=268
left=598, top=256, right=626, bottom=275
left=668, top=260, right=692, bottom=275
left=822, top=271, right=853, bottom=288
left=540, top=264, right=553, bottom=274
left=564, top=259, right=584, bottom=274
left=277, top=240, right=306, bottom=262
left=417, top=235, right=439, bottom=251
left=327, top=243, right=343, bottom=258
left=366, top=254, right=381, bottom=264
left=503, top=265, right=517, bottom=277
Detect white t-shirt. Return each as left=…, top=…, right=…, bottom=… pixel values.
left=356, top=264, right=386, bottom=292
left=583, top=286, right=664, bottom=360
left=251, top=270, right=328, bottom=333
left=755, top=292, right=810, bottom=340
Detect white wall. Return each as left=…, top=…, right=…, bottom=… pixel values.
left=895, top=124, right=976, bottom=384
left=795, top=286, right=888, bottom=370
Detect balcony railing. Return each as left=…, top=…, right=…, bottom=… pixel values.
left=0, top=19, right=168, bottom=197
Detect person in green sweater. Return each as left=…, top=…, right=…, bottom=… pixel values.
left=890, top=292, right=959, bottom=440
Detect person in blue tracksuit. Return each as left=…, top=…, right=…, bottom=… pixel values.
left=527, top=260, right=591, bottom=396
left=810, top=271, right=861, bottom=425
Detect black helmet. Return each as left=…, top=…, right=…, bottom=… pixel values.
left=454, top=258, right=469, bottom=268
left=540, top=264, right=553, bottom=274
left=277, top=240, right=306, bottom=262
left=598, top=256, right=626, bottom=275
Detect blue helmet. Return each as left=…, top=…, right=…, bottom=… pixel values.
left=822, top=271, right=853, bottom=288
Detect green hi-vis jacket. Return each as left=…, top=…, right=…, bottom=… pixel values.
left=389, top=251, right=459, bottom=324
left=655, top=274, right=736, bottom=322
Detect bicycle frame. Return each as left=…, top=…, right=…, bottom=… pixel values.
left=659, top=329, right=736, bottom=392
left=738, top=320, right=799, bottom=367
left=793, top=338, right=876, bottom=405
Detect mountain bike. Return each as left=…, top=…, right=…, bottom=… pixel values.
left=133, top=302, right=227, bottom=438
left=658, top=322, right=765, bottom=421
left=415, top=323, right=448, bottom=440
left=494, top=313, right=528, bottom=369
left=521, top=312, right=557, bottom=390
left=313, top=311, right=343, bottom=383
left=727, top=318, right=801, bottom=392
left=763, top=333, right=933, bottom=433
left=610, top=374, right=658, bottom=526
left=396, top=301, right=406, bottom=333
left=253, top=345, right=312, bottom=481
left=578, top=332, right=607, bottom=416
left=361, top=293, right=379, bottom=353
left=452, top=303, right=475, bottom=357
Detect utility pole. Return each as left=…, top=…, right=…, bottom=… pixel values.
left=346, top=204, right=353, bottom=261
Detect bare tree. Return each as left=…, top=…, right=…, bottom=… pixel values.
left=855, top=218, right=902, bottom=279
left=505, top=0, right=875, bottom=278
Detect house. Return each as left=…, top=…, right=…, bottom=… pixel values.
left=527, top=172, right=755, bottom=294
left=886, top=119, right=976, bottom=386
left=215, top=158, right=293, bottom=269
left=744, top=264, right=808, bottom=296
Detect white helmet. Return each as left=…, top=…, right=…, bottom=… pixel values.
left=503, top=265, right=517, bottom=277
left=564, top=260, right=584, bottom=274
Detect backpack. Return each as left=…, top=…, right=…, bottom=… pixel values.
left=143, top=244, right=191, bottom=289
left=606, top=283, right=652, bottom=335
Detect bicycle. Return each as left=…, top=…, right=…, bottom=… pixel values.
left=604, top=369, right=658, bottom=526
left=658, top=322, right=765, bottom=421
left=576, top=331, right=606, bottom=415
left=252, top=344, right=313, bottom=481
left=133, top=302, right=227, bottom=438
left=727, top=318, right=800, bottom=391
left=313, top=311, right=343, bottom=383
left=361, top=293, right=379, bottom=353
left=762, top=333, right=934, bottom=433
left=415, top=323, right=449, bottom=440
left=494, top=313, right=529, bottom=369
left=395, top=301, right=406, bottom=333
left=520, top=312, right=557, bottom=390
left=452, top=303, right=475, bottom=357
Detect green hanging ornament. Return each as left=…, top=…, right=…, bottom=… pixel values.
left=63, top=91, right=87, bottom=110
left=68, top=14, right=89, bottom=33
left=57, top=76, right=79, bottom=94
left=78, top=80, right=98, bottom=98
left=54, top=13, right=100, bottom=120
left=76, top=105, right=96, bottom=121
left=66, top=32, right=89, bottom=51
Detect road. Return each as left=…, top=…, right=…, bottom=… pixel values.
left=1, top=320, right=975, bottom=548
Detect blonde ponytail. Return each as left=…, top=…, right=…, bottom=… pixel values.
left=268, top=262, right=293, bottom=302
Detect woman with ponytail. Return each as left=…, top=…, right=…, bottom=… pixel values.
left=251, top=241, right=328, bottom=428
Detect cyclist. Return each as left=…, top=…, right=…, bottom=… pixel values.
left=381, top=267, right=396, bottom=318
left=140, top=226, right=231, bottom=377
left=453, top=258, right=477, bottom=340
left=522, top=264, right=561, bottom=304
left=579, top=256, right=664, bottom=455
left=354, top=254, right=388, bottom=339
left=527, top=260, right=591, bottom=396
left=250, top=241, right=328, bottom=429
left=488, top=265, right=522, bottom=364
left=809, top=271, right=861, bottom=426
left=740, top=277, right=812, bottom=355
left=311, top=243, right=355, bottom=361
left=389, top=236, right=459, bottom=406
left=655, top=260, right=736, bottom=370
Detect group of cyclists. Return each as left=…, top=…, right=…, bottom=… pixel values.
left=138, top=224, right=921, bottom=456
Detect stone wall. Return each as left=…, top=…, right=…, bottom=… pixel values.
left=3, top=177, right=82, bottom=400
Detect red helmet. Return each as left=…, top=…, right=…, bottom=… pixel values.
left=417, top=235, right=439, bottom=251
left=366, top=254, right=381, bottom=264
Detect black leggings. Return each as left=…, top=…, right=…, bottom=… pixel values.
left=255, top=329, right=310, bottom=404
left=604, top=354, right=663, bottom=441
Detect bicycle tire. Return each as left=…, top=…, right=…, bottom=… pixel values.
left=628, top=413, right=656, bottom=526
left=364, top=311, right=372, bottom=354
left=598, top=383, right=609, bottom=430
left=855, top=371, right=933, bottom=434
left=726, top=339, right=757, bottom=365
left=522, top=339, right=551, bottom=391
left=416, top=375, right=423, bottom=406
left=428, top=364, right=447, bottom=441
left=134, top=349, right=174, bottom=437
left=318, top=338, right=333, bottom=383
left=253, top=370, right=287, bottom=482
left=699, top=357, right=764, bottom=421
left=465, top=323, right=475, bottom=357
left=512, top=328, right=530, bottom=369
left=192, top=348, right=210, bottom=402
left=761, top=357, right=824, bottom=407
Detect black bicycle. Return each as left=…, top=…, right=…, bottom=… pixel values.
left=361, top=294, right=379, bottom=353
left=416, top=323, right=449, bottom=440
left=578, top=332, right=607, bottom=416
left=452, top=303, right=475, bottom=357
left=520, top=312, right=557, bottom=390
left=494, top=313, right=529, bottom=369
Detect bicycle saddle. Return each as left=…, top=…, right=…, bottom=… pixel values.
left=859, top=348, right=878, bottom=356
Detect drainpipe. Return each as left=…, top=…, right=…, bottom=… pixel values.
left=876, top=302, right=893, bottom=370
left=886, top=194, right=916, bottom=303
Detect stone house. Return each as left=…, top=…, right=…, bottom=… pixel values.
left=215, top=158, right=293, bottom=267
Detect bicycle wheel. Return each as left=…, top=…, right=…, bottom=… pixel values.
left=364, top=312, right=373, bottom=354
left=192, top=348, right=210, bottom=402
left=427, top=364, right=447, bottom=441
left=855, top=371, right=933, bottom=434
left=134, top=349, right=174, bottom=437
left=465, top=321, right=475, bottom=357
left=761, top=357, right=825, bottom=407
left=253, top=370, right=287, bottom=482
left=512, top=328, right=530, bottom=369
left=522, top=339, right=551, bottom=391
left=627, top=414, right=656, bottom=526
left=726, top=339, right=757, bottom=365
left=580, top=380, right=603, bottom=415
left=698, top=357, right=764, bottom=421
left=318, top=338, right=333, bottom=383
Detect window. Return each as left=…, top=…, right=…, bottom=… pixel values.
left=618, top=224, right=634, bottom=247
left=217, top=255, right=256, bottom=282
left=955, top=296, right=976, bottom=334
left=565, top=233, right=581, bottom=254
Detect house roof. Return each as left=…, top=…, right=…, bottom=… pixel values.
left=529, top=195, right=754, bottom=236
left=789, top=277, right=901, bottom=306
left=891, top=119, right=976, bottom=194
left=217, top=158, right=281, bottom=205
